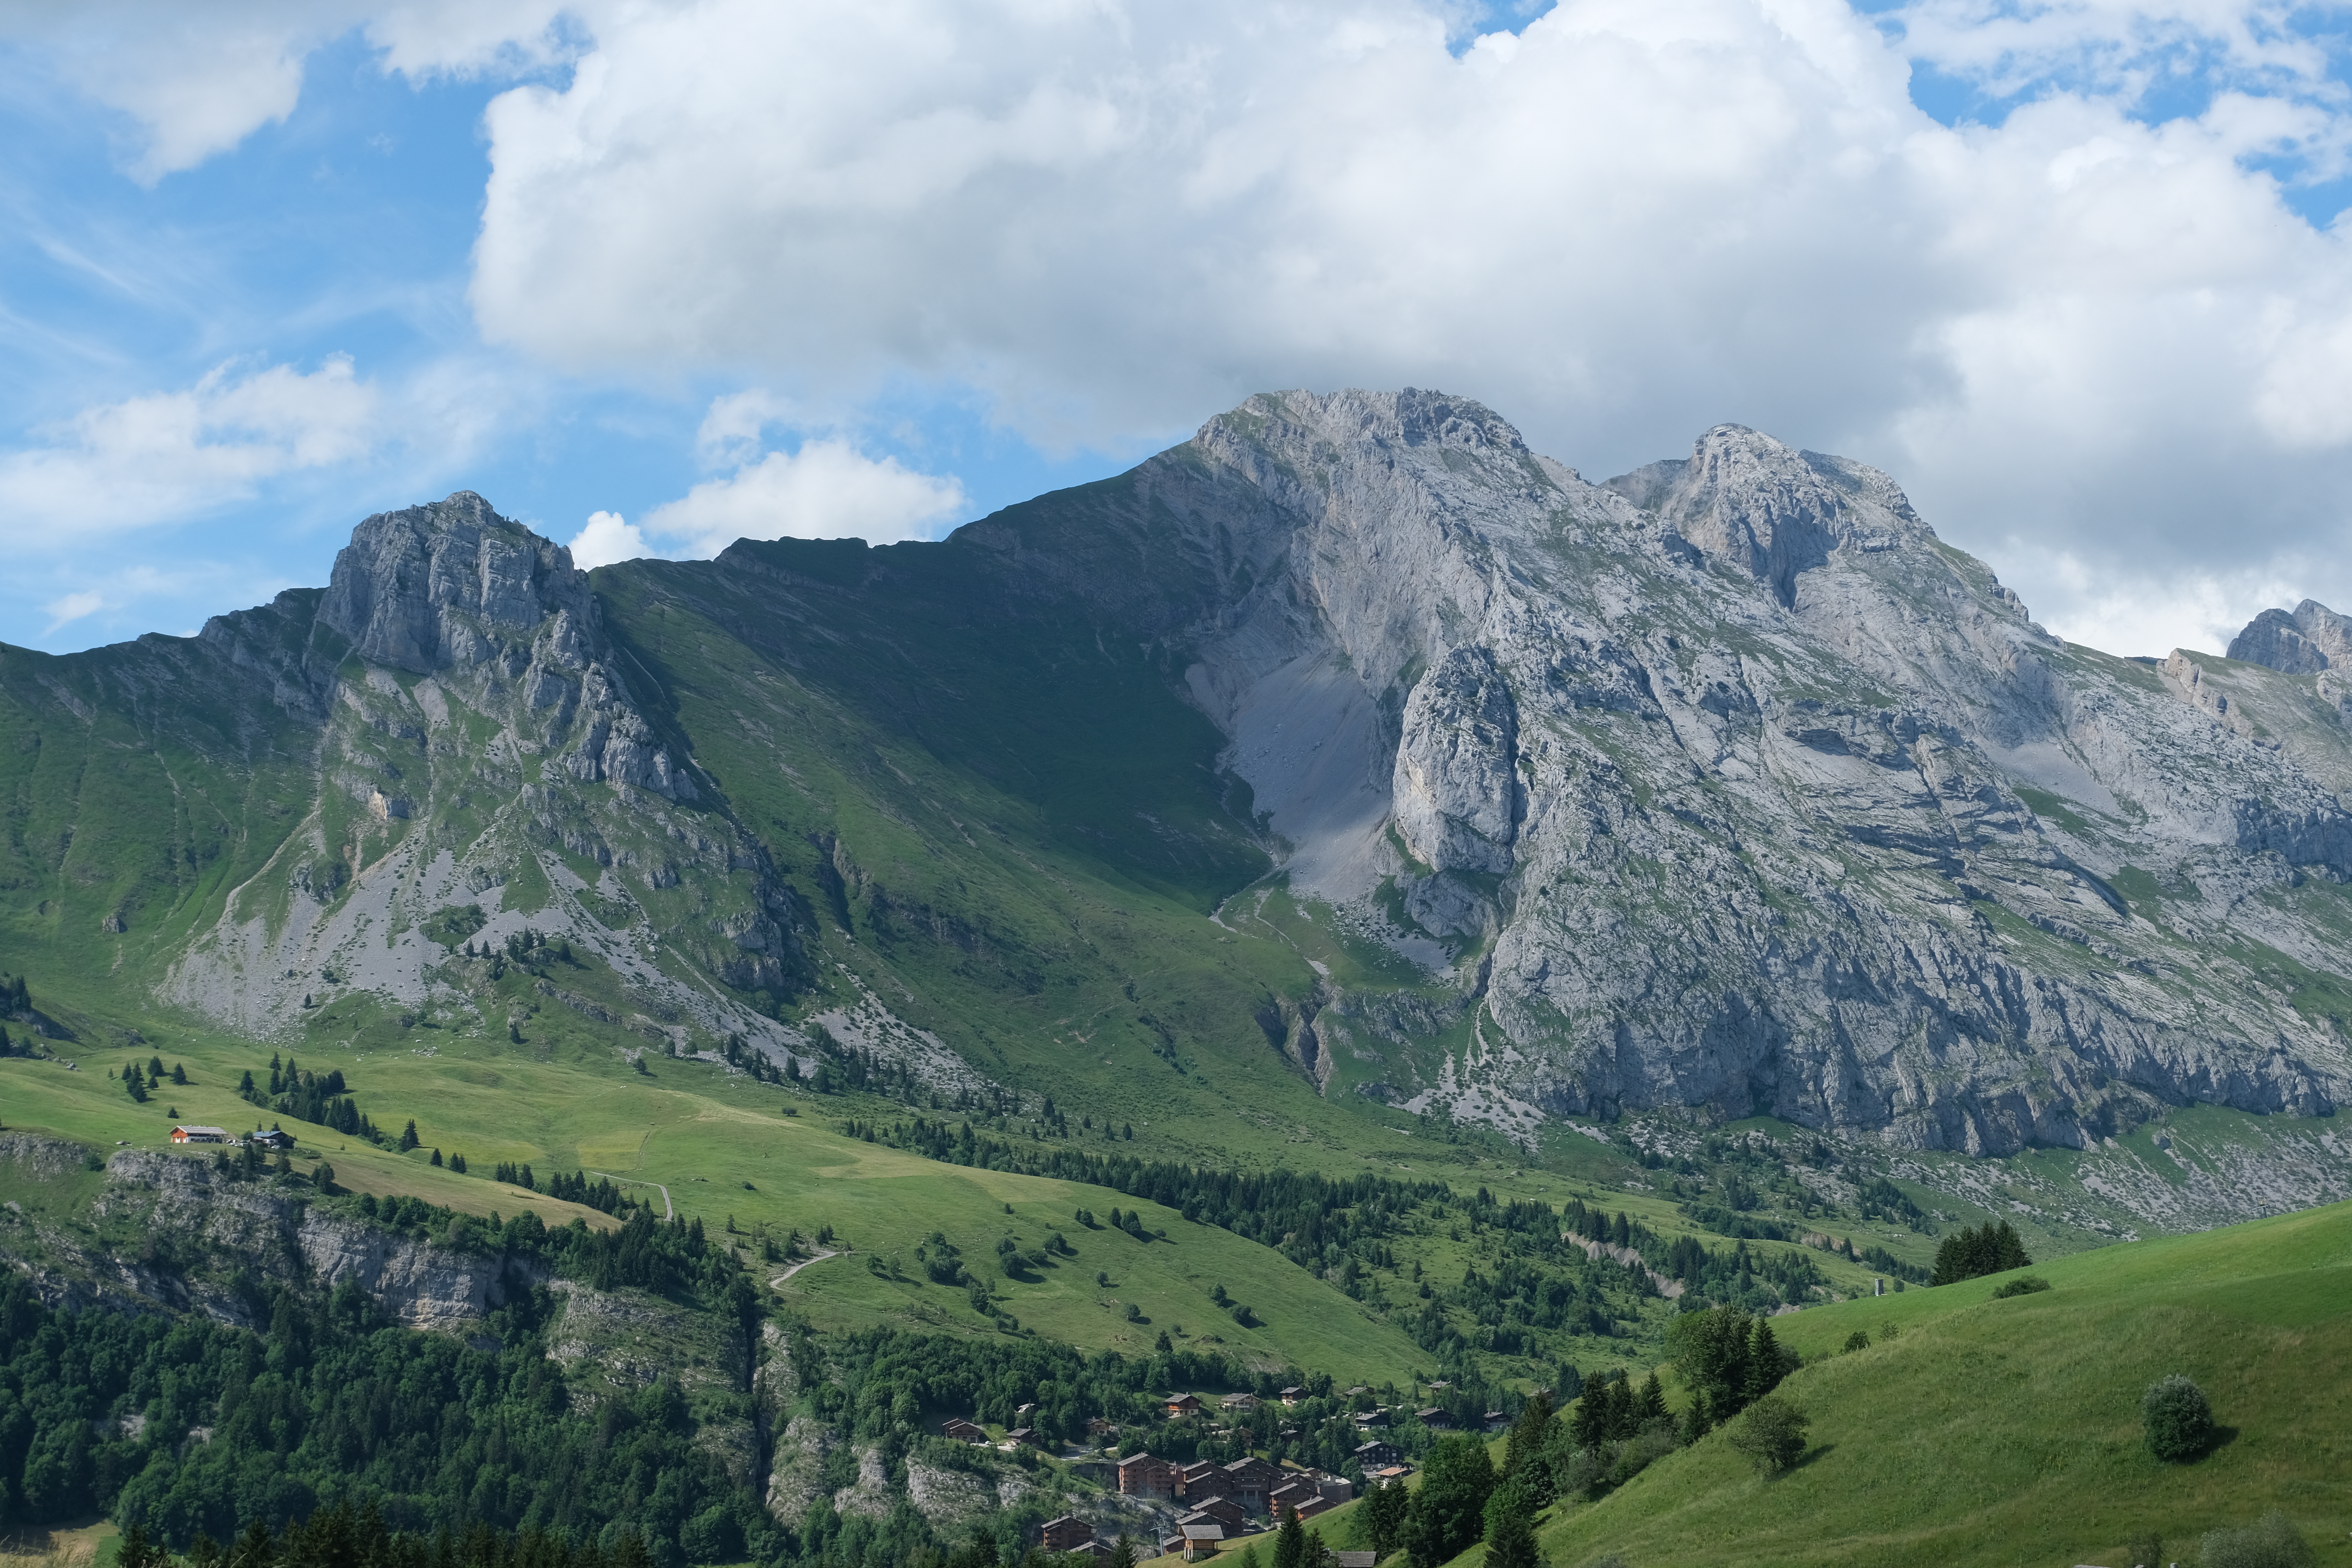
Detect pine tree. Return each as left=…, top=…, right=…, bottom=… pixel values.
left=1635, top=1370, right=1668, bottom=1424
left=1363, top=1482, right=1410, bottom=1559
left=400, top=1119, right=420, bottom=1151
left=171, top=1062, right=188, bottom=1084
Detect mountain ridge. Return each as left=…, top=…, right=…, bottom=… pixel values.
left=4, top=389, right=2350, bottom=1198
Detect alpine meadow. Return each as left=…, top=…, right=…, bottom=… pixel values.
left=4, top=389, right=2350, bottom=1568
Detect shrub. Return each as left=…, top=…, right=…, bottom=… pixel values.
left=1726, top=1395, right=1809, bottom=1474
left=1991, top=1275, right=2051, bottom=1298
left=1842, top=1329, right=1871, bottom=1352
left=2143, top=1375, right=2215, bottom=1463
left=2199, top=1510, right=2315, bottom=1568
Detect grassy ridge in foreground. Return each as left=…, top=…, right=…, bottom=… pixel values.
left=1481, top=1197, right=2352, bottom=1568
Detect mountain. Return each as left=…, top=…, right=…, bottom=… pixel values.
left=5, top=390, right=2350, bottom=1210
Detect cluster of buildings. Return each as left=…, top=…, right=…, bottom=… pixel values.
left=168, top=1125, right=295, bottom=1149
left=941, top=1386, right=1504, bottom=1562
left=1116, top=1449, right=1358, bottom=1560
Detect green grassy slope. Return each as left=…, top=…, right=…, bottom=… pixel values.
left=1486, top=1197, right=2352, bottom=1568
left=0, top=1021, right=1433, bottom=1384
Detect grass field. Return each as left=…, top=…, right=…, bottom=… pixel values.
left=1463, top=1196, right=2352, bottom=1568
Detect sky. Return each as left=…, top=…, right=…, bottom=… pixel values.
left=3, top=0, right=2352, bottom=661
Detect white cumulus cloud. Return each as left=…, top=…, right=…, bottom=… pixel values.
left=568, top=508, right=649, bottom=570
left=639, top=438, right=971, bottom=557
left=0, top=357, right=381, bottom=548
left=450, top=0, right=2352, bottom=652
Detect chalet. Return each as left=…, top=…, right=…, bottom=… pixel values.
left=1353, top=1439, right=1402, bottom=1470
left=1086, top=1416, right=1120, bottom=1439
left=1177, top=1461, right=1232, bottom=1501
left=1415, top=1407, right=1452, bottom=1430
left=250, top=1128, right=295, bottom=1151
left=1040, top=1517, right=1094, bottom=1552
left=1268, top=1481, right=1316, bottom=1516
left=1178, top=1498, right=1248, bottom=1533
left=1315, top=1477, right=1354, bottom=1507
left=1372, top=1465, right=1414, bottom=1487
left=1336, top=1554, right=1379, bottom=1568
left=1003, top=1427, right=1043, bottom=1449
left=1220, top=1392, right=1258, bottom=1413
left=1064, top=1544, right=1112, bottom=1561
left=1165, top=1393, right=1202, bottom=1418
left=1483, top=1411, right=1509, bottom=1433
left=1426, top=1380, right=1451, bottom=1393
left=1116, top=1452, right=1177, bottom=1501
left=169, top=1126, right=228, bottom=1144
left=1176, top=1523, right=1224, bottom=1561
left=942, top=1418, right=988, bottom=1444
left=1291, top=1496, right=1334, bottom=1521
left=1278, top=1386, right=1306, bottom=1406
left=1352, top=1407, right=1389, bottom=1428
left=1221, top=1456, right=1282, bottom=1514
left=1343, top=1386, right=1370, bottom=1398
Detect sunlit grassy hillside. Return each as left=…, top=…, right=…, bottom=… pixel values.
left=1467, top=1196, right=2352, bottom=1568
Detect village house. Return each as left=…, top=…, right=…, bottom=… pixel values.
left=1165, top=1393, right=1202, bottom=1418
left=1178, top=1498, right=1248, bottom=1533
left=1335, top=1553, right=1378, bottom=1568
left=1116, top=1452, right=1177, bottom=1500
left=1040, top=1517, right=1094, bottom=1552
left=249, top=1128, right=295, bottom=1151
left=1353, top=1439, right=1402, bottom=1470
left=1176, top=1461, right=1232, bottom=1502
left=1220, top=1456, right=1282, bottom=1514
left=1415, top=1407, right=1452, bottom=1430
left=1086, top=1416, right=1120, bottom=1439
left=1278, top=1386, right=1306, bottom=1406
left=942, top=1418, right=988, bottom=1444
left=169, top=1126, right=228, bottom=1144
left=1220, top=1392, right=1257, bottom=1413
left=1174, top=1523, right=1223, bottom=1562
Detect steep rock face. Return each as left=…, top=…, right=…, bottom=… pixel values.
left=1067, top=391, right=2352, bottom=1153
left=2230, top=600, right=2352, bottom=674
left=154, top=493, right=809, bottom=1048
left=1393, top=645, right=1521, bottom=874
left=81, top=1151, right=526, bottom=1327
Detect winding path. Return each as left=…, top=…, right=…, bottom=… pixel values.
left=588, top=1171, right=673, bottom=1219
left=770, top=1248, right=841, bottom=1287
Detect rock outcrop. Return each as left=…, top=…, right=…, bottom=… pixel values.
left=2229, top=599, right=2352, bottom=674
left=159, top=492, right=809, bottom=1049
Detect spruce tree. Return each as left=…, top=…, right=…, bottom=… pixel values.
left=1505, top=1390, right=1555, bottom=1478
left=1273, top=1507, right=1307, bottom=1568
left=1481, top=1481, right=1541, bottom=1568
left=400, top=1119, right=420, bottom=1151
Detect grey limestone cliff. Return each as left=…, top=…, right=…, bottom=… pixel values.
left=1042, top=390, right=2352, bottom=1154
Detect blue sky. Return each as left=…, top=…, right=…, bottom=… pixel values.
left=5, top=0, right=2352, bottom=659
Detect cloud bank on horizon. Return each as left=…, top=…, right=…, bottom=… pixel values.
left=2, top=0, right=2351, bottom=659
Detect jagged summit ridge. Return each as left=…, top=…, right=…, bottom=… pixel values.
left=2230, top=599, right=2352, bottom=675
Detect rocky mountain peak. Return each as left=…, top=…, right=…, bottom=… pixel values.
left=2229, top=599, right=2352, bottom=674
left=1605, top=424, right=1931, bottom=608
left=318, top=492, right=596, bottom=675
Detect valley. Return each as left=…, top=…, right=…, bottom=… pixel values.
left=4, top=388, right=2351, bottom=1567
